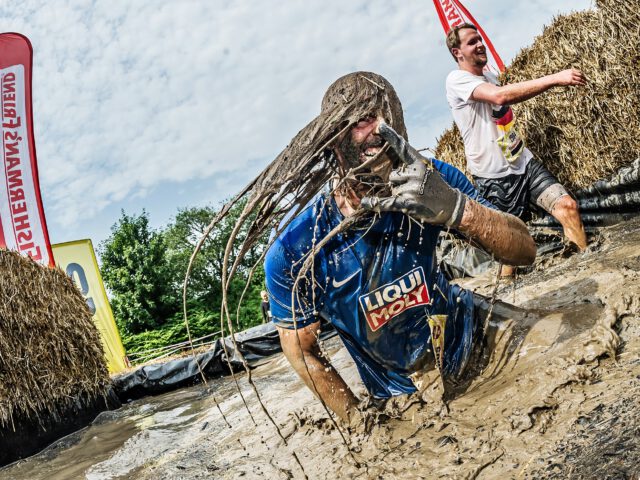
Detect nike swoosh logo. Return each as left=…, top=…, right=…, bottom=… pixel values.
left=332, top=270, right=360, bottom=288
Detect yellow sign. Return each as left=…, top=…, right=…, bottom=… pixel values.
left=52, top=239, right=127, bottom=374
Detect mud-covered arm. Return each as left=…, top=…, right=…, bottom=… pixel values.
left=361, top=122, right=536, bottom=266
left=434, top=158, right=536, bottom=265
left=277, top=321, right=359, bottom=423
left=457, top=199, right=536, bottom=266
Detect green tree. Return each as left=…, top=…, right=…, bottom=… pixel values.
left=100, top=201, right=270, bottom=357
left=100, top=210, right=178, bottom=334
left=163, top=205, right=225, bottom=308
left=163, top=199, right=267, bottom=317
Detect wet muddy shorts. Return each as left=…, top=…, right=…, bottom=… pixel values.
left=472, top=159, right=569, bottom=222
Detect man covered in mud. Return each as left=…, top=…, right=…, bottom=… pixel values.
left=445, top=24, right=587, bottom=275
left=264, top=72, right=536, bottom=424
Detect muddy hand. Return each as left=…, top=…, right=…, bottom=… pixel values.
left=375, top=122, right=423, bottom=166
left=361, top=123, right=466, bottom=227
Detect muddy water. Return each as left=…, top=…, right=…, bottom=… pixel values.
left=2, top=220, right=639, bottom=479
left=1, top=380, right=233, bottom=479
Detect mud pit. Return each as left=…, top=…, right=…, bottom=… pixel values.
left=3, top=220, right=639, bottom=480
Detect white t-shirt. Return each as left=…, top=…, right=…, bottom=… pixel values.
left=446, top=69, right=532, bottom=178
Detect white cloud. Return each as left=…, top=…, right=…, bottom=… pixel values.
left=0, top=0, right=592, bottom=243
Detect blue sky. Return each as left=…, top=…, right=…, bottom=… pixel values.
left=0, top=0, right=592, bottom=250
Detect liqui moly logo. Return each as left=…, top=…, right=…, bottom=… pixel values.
left=358, top=267, right=430, bottom=332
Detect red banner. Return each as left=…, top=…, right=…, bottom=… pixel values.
left=0, top=33, right=53, bottom=266
left=432, top=0, right=505, bottom=73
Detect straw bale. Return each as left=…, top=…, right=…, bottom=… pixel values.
left=0, top=250, right=110, bottom=429
left=435, top=0, right=640, bottom=190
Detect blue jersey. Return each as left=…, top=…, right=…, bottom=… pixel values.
left=265, top=159, right=492, bottom=398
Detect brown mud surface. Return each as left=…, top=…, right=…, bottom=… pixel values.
left=2, top=220, right=639, bottom=480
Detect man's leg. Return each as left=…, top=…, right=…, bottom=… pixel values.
left=549, top=194, right=587, bottom=251
left=528, top=160, right=588, bottom=251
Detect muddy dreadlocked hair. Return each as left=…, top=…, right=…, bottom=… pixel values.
left=181, top=73, right=407, bottom=470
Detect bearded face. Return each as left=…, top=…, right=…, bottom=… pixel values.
left=333, top=116, right=395, bottom=203
left=336, top=125, right=385, bottom=169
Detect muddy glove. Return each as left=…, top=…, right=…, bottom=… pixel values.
left=360, top=122, right=466, bottom=227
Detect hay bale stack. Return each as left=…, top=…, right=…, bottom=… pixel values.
left=435, top=0, right=640, bottom=190
left=0, top=250, right=110, bottom=430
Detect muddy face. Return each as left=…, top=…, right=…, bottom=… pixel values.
left=320, top=72, right=407, bottom=182
left=336, top=130, right=385, bottom=171
left=339, top=117, right=386, bottom=166
left=333, top=116, right=394, bottom=207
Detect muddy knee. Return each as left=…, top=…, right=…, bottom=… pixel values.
left=551, top=194, right=580, bottom=221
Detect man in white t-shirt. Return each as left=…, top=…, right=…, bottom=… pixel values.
left=444, top=23, right=587, bottom=273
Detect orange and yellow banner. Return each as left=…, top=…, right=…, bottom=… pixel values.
left=52, top=239, right=127, bottom=373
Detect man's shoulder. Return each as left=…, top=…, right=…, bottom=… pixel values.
left=269, top=194, right=334, bottom=254
left=432, top=159, right=470, bottom=189
left=446, top=69, right=466, bottom=80
left=445, top=69, right=463, bottom=87
left=446, top=68, right=486, bottom=85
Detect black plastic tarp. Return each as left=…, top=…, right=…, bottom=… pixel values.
left=532, top=212, right=640, bottom=228
left=113, top=322, right=336, bottom=403
left=577, top=158, right=640, bottom=198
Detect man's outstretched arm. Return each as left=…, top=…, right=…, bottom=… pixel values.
left=471, top=68, right=586, bottom=106
left=277, top=321, right=359, bottom=423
